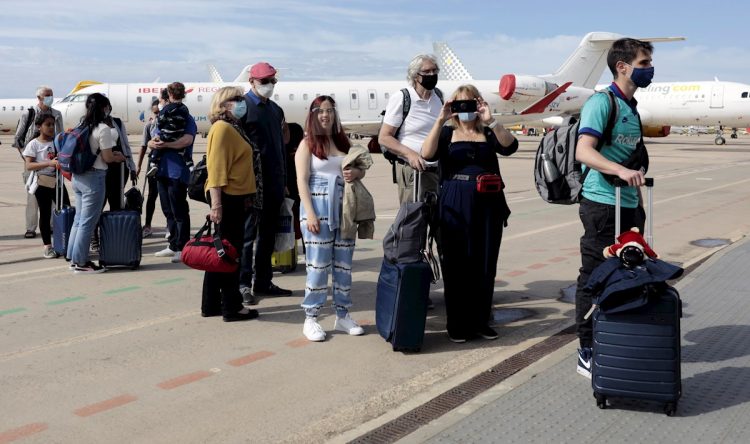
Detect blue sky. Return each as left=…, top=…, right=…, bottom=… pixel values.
left=1, top=0, right=748, bottom=98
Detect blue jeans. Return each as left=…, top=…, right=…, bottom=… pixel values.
left=67, top=169, right=107, bottom=265
left=300, top=175, right=354, bottom=318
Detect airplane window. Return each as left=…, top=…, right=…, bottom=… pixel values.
left=303, top=94, right=308, bottom=100
left=289, top=94, right=294, bottom=100
left=385, top=92, right=390, bottom=99
left=743, top=92, right=749, bottom=98
left=197, top=95, right=203, bottom=102
left=369, top=93, right=375, bottom=99
left=11, top=106, right=15, bottom=111
left=351, top=93, right=357, bottom=100
left=330, top=93, right=335, bottom=99
left=136, top=96, right=142, bottom=103
left=152, top=96, right=157, bottom=102
left=274, top=94, right=279, bottom=101
left=73, top=94, right=88, bottom=102
left=20, top=106, right=24, bottom=110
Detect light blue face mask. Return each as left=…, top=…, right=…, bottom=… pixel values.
left=42, top=96, right=54, bottom=107
left=232, top=100, right=247, bottom=119
left=458, top=112, right=477, bottom=122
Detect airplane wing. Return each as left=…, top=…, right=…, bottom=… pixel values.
left=520, top=82, right=572, bottom=115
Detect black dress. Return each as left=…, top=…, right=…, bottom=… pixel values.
left=430, top=126, right=518, bottom=338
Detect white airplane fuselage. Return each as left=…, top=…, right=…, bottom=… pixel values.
left=53, top=80, right=593, bottom=136
left=0, top=99, right=37, bottom=135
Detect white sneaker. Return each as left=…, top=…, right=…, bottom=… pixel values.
left=154, top=247, right=176, bottom=257
left=303, top=318, right=326, bottom=342
left=334, top=314, right=365, bottom=336
left=170, top=251, right=182, bottom=263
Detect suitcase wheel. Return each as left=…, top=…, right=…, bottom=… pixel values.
left=664, top=402, right=677, bottom=416
left=594, top=393, right=607, bottom=409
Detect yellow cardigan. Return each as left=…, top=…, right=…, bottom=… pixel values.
left=204, top=120, right=256, bottom=196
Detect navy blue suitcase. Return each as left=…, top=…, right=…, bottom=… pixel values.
left=98, top=165, right=142, bottom=269
left=592, top=286, right=682, bottom=415
left=52, top=173, right=75, bottom=257
left=376, top=259, right=432, bottom=352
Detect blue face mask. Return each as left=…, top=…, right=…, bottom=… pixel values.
left=232, top=100, right=247, bottom=119
left=627, top=64, right=654, bottom=88
left=42, top=96, right=54, bottom=107
left=458, top=112, right=477, bottom=122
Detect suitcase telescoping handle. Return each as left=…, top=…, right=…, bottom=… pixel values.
left=413, top=170, right=421, bottom=203
left=614, top=177, right=654, bottom=246
left=55, top=167, right=63, bottom=213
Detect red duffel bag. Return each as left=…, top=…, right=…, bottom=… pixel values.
left=181, top=216, right=239, bottom=273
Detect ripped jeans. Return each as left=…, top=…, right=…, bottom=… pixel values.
left=300, top=174, right=355, bottom=318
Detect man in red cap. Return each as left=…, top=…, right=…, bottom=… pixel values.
left=239, top=62, right=292, bottom=302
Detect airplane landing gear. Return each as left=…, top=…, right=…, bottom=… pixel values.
left=730, top=128, right=738, bottom=139
left=715, top=126, right=726, bottom=145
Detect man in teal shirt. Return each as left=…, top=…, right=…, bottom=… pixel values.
left=574, top=38, right=653, bottom=379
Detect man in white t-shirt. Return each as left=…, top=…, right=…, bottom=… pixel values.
left=378, top=54, right=442, bottom=204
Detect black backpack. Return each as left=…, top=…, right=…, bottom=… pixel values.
left=371, top=88, right=443, bottom=183
left=187, top=155, right=208, bottom=204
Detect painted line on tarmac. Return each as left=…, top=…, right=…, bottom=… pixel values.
left=286, top=337, right=312, bottom=348
left=73, top=394, right=138, bottom=417
left=153, top=277, right=185, bottom=285
left=0, top=307, right=27, bottom=317
left=46, top=296, right=86, bottom=306
left=157, top=370, right=214, bottom=390
left=0, top=310, right=197, bottom=362
left=0, top=422, right=49, bottom=443
left=227, top=350, right=275, bottom=367
left=103, top=286, right=141, bottom=295
left=0, top=265, right=67, bottom=281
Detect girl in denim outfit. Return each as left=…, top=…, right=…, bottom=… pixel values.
left=295, top=96, right=366, bottom=342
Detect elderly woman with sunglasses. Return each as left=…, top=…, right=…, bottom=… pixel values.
left=201, top=86, right=260, bottom=322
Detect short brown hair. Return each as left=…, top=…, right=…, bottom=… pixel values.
left=607, top=38, right=654, bottom=77
left=167, top=82, right=186, bottom=100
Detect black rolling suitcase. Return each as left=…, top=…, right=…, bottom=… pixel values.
left=98, top=164, right=142, bottom=269
left=376, top=172, right=438, bottom=352
left=52, top=170, right=75, bottom=257
left=590, top=178, right=683, bottom=416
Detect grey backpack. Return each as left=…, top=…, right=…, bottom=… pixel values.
left=534, top=90, right=617, bottom=204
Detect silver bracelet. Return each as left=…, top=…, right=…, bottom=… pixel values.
left=487, top=119, right=498, bottom=129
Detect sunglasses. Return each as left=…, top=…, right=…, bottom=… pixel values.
left=256, top=78, right=277, bottom=85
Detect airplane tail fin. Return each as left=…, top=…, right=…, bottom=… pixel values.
left=233, top=65, right=253, bottom=83
left=207, top=64, right=224, bottom=83
left=544, top=32, right=684, bottom=89
left=433, top=42, right=473, bottom=81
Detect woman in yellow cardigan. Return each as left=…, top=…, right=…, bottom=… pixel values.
left=202, top=86, right=259, bottom=322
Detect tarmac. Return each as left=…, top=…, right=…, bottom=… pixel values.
left=1, top=133, right=750, bottom=443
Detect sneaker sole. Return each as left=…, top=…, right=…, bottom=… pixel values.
left=335, top=326, right=365, bottom=336
left=74, top=268, right=107, bottom=274
left=304, top=334, right=326, bottom=342
left=576, top=366, right=592, bottom=379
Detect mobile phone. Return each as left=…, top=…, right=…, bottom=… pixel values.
left=450, top=100, right=477, bottom=114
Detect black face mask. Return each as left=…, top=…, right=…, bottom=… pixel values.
left=418, top=74, right=438, bottom=90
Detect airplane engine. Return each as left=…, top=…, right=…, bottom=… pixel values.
left=499, top=74, right=558, bottom=101
left=642, top=125, right=671, bottom=137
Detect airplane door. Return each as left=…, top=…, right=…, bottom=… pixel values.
left=349, top=90, right=360, bottom=111
left=109, top=84, right=129, bottom=121
left=710, top=84, right=724, bottom=109
left=367, top=89, right=377, bottom=110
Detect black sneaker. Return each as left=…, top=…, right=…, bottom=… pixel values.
left=241, top=286, right=258, bottom=305
left=476, top=325, right=499, bottom=340
left=253, top=282, right=292, bottom=297
left=447, top=331, right=469, bottom=343
left=223, top=308, right=259, bottom=322
left=577, top=347, right=592, bottom=379
left=73, top=261, right=106, bottom=274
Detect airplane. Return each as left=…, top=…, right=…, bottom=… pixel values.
left=54, top=32, right=673, bottom=137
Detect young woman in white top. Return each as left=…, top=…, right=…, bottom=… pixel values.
left=66, top=93, right=126, bottom=274
left=295, top=95, right=365, bottom=342
left=23, top=112, right=70, bottom=258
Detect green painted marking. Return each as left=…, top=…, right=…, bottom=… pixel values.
left=46, top=296, right=86, bottom=306
left=104, top=286, right=141, bottom=295
left=153, top=278, right=185, bottom=285
left=0, top=307, right=27, bottom=316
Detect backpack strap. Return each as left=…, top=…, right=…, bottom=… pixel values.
left=580, top=89, right=619, bottom=184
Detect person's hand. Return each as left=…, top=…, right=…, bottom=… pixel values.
left=438, top=100, right=455, bottom=124
left=113, top=152, right=126, bottom=162
left=306, top=214, right=320, bottom=234
left=405, top=150, right=426, bottom=172
left=210, top=206, right=223, bottom=224
left=343, top=167, right=362, bottom=183
left=477, top=98, right=493, bottom=124
left=48, top=159, right=59, bottom=168
left=130, top=170, right=138, bottom=184
left=617, top=168, right=645, bottom=187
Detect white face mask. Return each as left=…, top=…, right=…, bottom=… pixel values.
left=158, top=103, right=164, bottom=111
left=255, top=82, right=275, bottom=99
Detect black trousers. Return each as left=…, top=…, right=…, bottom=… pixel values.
left=144, top=176, right=159, bottom=227
left=575, top=198, right=645, bottom=348
left=202, top=193, right=251, bottom=316
left=439, top=180, right=506, bottom=337
left=35, top=183, right=70, bottom=245
left=157, top=177, right=191, bottom=251
left=104, top=164, right=128, bottom=211
left=240, top=189, right=283, bottom=290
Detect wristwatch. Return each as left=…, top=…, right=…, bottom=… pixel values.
left=487, top=119, right=498, bottom=129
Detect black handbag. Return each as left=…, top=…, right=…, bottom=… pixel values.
left=187, top=155, right=208, bottom=204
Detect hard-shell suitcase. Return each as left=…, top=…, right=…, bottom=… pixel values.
left=52, top=171, right=75, bottom=257
left=272, top=238, right=298, bottom=273
left=375, top=171, right=435, bottom=352
left=591, top=178, right=682, bottom=416
left=98, top=164, right=142, bottom=269
left=375, top=259, right=431, bottom=352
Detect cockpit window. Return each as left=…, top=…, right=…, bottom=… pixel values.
left=72, top=94, right=88, bottom=102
